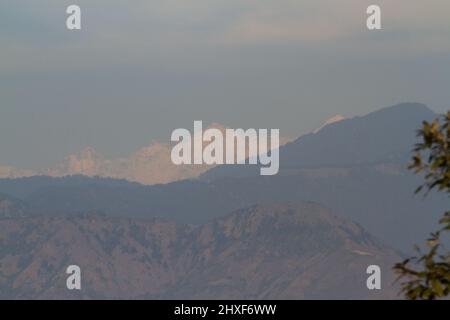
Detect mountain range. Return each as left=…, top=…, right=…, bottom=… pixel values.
left=0, top=202, right=400, bottom=299
left=0, top=103, right=444, bottom=252
left=0, top=122, right=295, bottom=185
left=0, top=102, right=446, bottom=299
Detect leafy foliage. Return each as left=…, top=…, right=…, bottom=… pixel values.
left=394, top=112, right=450, bottom=300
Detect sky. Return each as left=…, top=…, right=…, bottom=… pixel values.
left=1, top=0, right=450, bottom=169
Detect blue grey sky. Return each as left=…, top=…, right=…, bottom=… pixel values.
left=1, top=0, right=450, bottom=169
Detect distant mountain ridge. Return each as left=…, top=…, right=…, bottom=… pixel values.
left=202, top=103, right=436, bottom=180
left=0, top=122, right=293, bottom=185
left=0, top=103, right=445, bottom=252
left=0, top=165, right=34, bottom=180
left=283, top=103, right=435, bottom=168
left=0, top=102, right=445, bottom=300
left=44, top=143, right=209, bottom=185
left=0, top=203, right=400, bottom=299
left=0, top=124, right=227, bottom=185
left=313, top=114, right=346, bottom=133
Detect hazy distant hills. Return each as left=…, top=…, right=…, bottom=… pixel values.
left=0, top=140, right=212, bottom=186
left=0, top=124, right=227, bottom=185
left=0, top=102, right=444, bottom=299
left=0, top=165, right=34, bottom=180
left=0, top=122, right=294, bottom=185
left=202, top=102, right=436, bottom=180
left=0, top=103, right=444, bottom=252
left=3, top=166, right=442, bottom=252
left=284, top=103, right=434, bottom=168
left=0, top=203, right=400, bottom=299
left=44, top=143, right=211, bottom=185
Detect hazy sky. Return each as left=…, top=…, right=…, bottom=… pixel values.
left=1, top=0, right=450, bottom=169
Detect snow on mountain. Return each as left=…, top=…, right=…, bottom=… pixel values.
left=313, top=114, right=346, bottom=133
